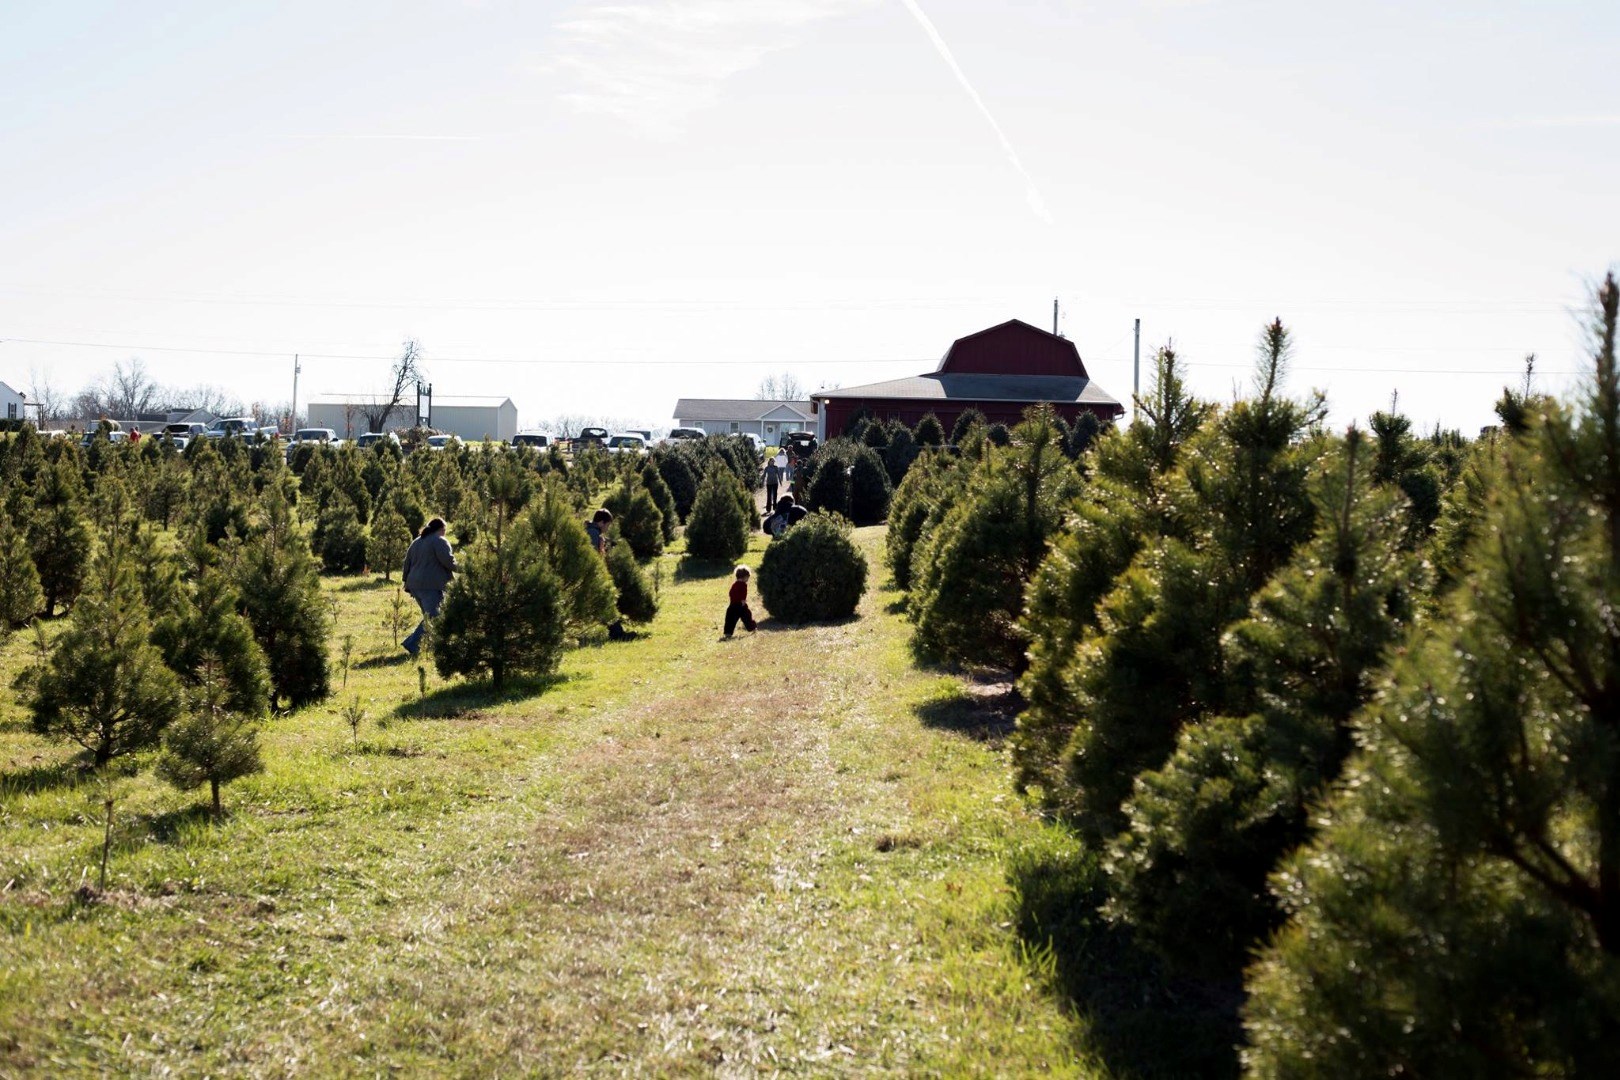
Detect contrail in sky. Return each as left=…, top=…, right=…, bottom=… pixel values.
left=896, top=0, right=1053, bottom=224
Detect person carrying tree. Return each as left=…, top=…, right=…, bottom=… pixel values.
left=723, top=565, right=757, bottom=638
left=401, top=517, right=456, bottom=657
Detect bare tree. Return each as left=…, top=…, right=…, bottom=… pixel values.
left=26, top=366, right=68, bottom=420
left=167, top=383, right=244, bottom=417
left=755, top=371, right=804, bottom=401
left=107, top=358, right=161, bottom=418
left=361, top=339, right=424, bottom=434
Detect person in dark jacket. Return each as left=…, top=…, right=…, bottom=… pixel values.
left=762, top=457, right=782, bottom=512
left=401, top=517, right=457, bottom=657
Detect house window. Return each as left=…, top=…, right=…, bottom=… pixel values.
left=730, top=422, right=739, bottom=432
left=5, top=404, right=14, bottom=420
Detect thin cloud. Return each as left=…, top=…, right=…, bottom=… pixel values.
left=551, top=0, right=874, bottom=138
left=1486, top=114, right=1620, bottom=130
left=896, top=0, right=1053, bottom=224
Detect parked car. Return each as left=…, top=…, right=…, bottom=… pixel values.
left=292, top=427, right=341, bottom=446
left=781, top=431, right=818, bottom=459
left=424, top=434, right=460, bottom=451
left=605, top=433, right=648, bottom=454
left=160, top=422, right=208, bottom=449
left=572, top=426, right=610, bottom=451
left=204, top=416, right=258, bottom=439
left=512, top=430, right=557, bottom=448
left=739, top=433, right=764, bottom=452
left=626, top=429, right=653, bottom=443
left=355, top=431, right=401, bottom=450
left=662, top=427, right=706, bottom=444
left=81, top=430, right=130, bottom=448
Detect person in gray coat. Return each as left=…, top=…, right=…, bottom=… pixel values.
left=401, top=517, right=457, bottom=657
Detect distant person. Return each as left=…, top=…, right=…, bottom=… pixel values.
left=762, top=456, right=782, bottom=510
left=724, top=565, right=757, bottom=638
left=586, top=509, right=630, bottom=641
left=401, top=517, right=457, bottom=657
left=777, top=450, right=792, bottom=485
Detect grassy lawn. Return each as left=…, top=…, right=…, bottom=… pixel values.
left=0, top=527, right=1096, bottom=1076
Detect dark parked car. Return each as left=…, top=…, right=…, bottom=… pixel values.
left=572, top=427, right=610, bottom=450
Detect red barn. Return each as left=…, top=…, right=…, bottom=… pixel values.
left=810, top=319, right=1124, bottom=440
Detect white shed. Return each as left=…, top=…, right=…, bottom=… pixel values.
left=307, top=394, right=518, bottom=443
left=0, top=381, right=27, bottom=423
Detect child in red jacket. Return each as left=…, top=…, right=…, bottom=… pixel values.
left=724, top=566, right=757, bottom=637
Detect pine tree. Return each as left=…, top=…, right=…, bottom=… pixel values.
left=639, top=459, right=679, bottom=543
left=683, top=465, right=750, bottom=563
left=1057, top=324, right=1322, bottom=842
left=236, top=485, right=330, bottom=709
left=1016, top=348, right=1212, bottom=805
left=805, top=445, right=852, bottom=518
left=22, top=503, right=183, bottom=767
left=914, top=413, right=945, bottom=447
left=154, top=576, right=269, bottom=820
left=909, top=409, right=1080, bottom=669
left=605, top=532, right=659, bottom=625
left=314, top=495, right=368, bottom=574
left=0, top=520, right=44, bottom=631
left=884, top=450, right=958, bottom=590
left=1242, top=274, right=1620, bottom=1077
left=652, top=449, right=699, bottom=524
left=1104, top=428, right=1422, bottom=976
left=28, top=458, right=92, bottom=616
left=757, top=511, right=868, bottom=622
left=603, top=475, right=666, bottom=558
left=367, top=502, right=412, bottom=580
left=516, top=481, right=617, bottom=641
left=432, top=485, right=565, bottom=689
left=882, top=424, right=919, bottom=487
left=848, top=445, right=893, bottom=525
left=950, top=409, right=987, bottom=445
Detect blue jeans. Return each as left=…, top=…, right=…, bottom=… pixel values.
left=402, top=588, right=443, bottom=656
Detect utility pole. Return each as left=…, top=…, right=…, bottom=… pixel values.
left=1053, top=296, right=1059, bottom=336
left=289, top=354, right=300, bottom=434
left=1132, top=318, right=1141, bottom=421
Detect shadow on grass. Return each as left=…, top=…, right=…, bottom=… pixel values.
left=914, top=684, right=1019, bottom=741
left=355, top=652, right=413, bottom=670
left=1010, top=848, right=1243, bottom=1080
left=393, top=672, right=575, bottom=720
left=334, top=576, right=393, bottom=592
left=674, top=558, right=736, bottom=583
left=142, top=803, right=218, bottom=844
left=0, top=760, right=91, bottom=798
left=884, top=596, right=908, bottom=616
left=757, top=613, right=860, bottom=633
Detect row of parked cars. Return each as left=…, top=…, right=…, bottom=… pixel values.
left=509, top=427, right=767, bottom=455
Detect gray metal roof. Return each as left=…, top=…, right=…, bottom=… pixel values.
left=811, top=373, right=1121, bottom=407
left=672, top=398, right=815, bottom=422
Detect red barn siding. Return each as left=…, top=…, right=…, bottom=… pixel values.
left=938, top=320, right=1089, bottom=378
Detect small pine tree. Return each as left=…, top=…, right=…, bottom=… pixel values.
left=156, top=657, right=264, bottom=820
left=605, top=534, right=659, bottom=625
left=884, top=451, right=957, bottom=590
left=152, top=568, right=272, bottom=718
left=367, top=502, right=412, bottom=580
left=805, top=449, right=852, bottom=518
left=0, top=520, right=44, bottom=631
left=28, top=458, right=92, bottom=616
left=315, top=496, right=368, bottom=574
left=848, top=445, right=892, bottom=525
left=950, top=409, right=987, bottom=445
left=516, top=481, right=617, bottom=641
left=683, top=465, right=750, bottom=563
left=910, top=409, right=1079, bottom=669
left=914, top=413, right=945, bottom=447
left=22, top=509, right=184, bottom=768
left=757, top=511, right=868, bottom=622
left=236, top=485, right=331, bottom=709
left=881, top=423, right=919, bottom=487
left=654, top=449, right=700, bottom=522
left=432, top=500, right=566, bottom=689
left=603, top=477, right=665, bottom=558
left=639, top=460, right=679, bottom=543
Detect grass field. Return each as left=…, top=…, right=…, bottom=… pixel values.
left=0, top=527, right=1099, bottom=1076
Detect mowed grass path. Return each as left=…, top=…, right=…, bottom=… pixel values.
left=0, top=527, right=1094, bottom=1076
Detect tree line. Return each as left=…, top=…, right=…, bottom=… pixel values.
left=882, top=279, right=1620, bottom=1076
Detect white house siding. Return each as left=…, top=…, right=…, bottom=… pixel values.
left=0, top=381, right=26, bottom=423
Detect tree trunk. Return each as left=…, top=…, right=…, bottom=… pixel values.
left=211, top=778, right=222, bottom=821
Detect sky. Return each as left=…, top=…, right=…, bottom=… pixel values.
left=2, top=0, right=1616, bottom=434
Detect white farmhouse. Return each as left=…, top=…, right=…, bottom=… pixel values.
left=671, top=399, right=815, bottom=442
left=0, top=380, right=27, bottom=423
